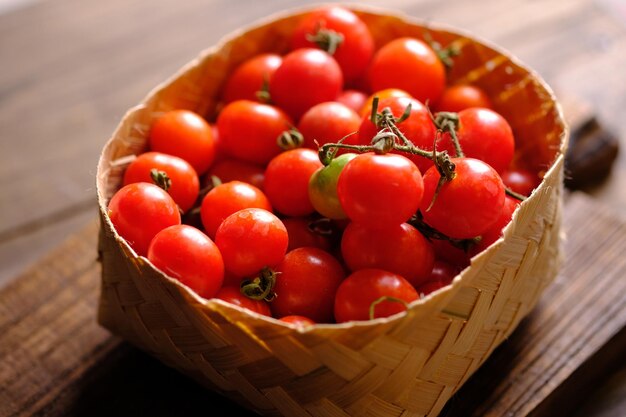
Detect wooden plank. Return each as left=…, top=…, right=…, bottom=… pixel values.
left=0, top=193, right=624, bottom=417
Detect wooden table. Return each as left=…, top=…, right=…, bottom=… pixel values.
left=1, top=0, right=625, bottom=416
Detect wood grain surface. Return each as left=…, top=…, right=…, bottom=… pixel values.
left=1, top=0, right=625, bottom=415
left=0, top=193, right=624, bottom=417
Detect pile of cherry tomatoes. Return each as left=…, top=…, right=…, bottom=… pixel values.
left=107, top=6, right=541, bottom=327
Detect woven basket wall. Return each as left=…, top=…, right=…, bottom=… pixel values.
left=96, top=6, right=568, bottom=417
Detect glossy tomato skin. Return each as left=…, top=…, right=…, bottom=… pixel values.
left=147, top=225, right=224, bottom=299
left=222, top=53, right=282, bottom=104
left=501, top=168, right=540, bottom=197
left=432, top=239, right=470, bottom=269
left=279, top=315, right=315, bottom=327
left=282, top=217, right=332, bottom=252
left=336, top=90, right=367, bottom=113
left=337, top=153, right=424, bottom=226
left=341, top=222, right=435, bottom=287
left=441, top=108, right=515, bottom=174
left=471, top=196, right=520, bottom=255
left=334, top=269, right=419, bottom=322
left=291, top=6, right=374, bottom=84
left=215, top=208, right=288, bottom=277
left=149, top=110, right=216, bottom=175
left=416, top=260, right=460, bottom=297
left=358, top=96, right=440, bottom=174
left=200, top=181, right=272, bottom=239
left=123, top=152, right=199, bottom=213
left=309, top=153, right=357, bottom=219
left=207, top=158, right=265, bottom=190
left=217, top=100, right=292, bottom=165
left=215, top=286, right=271, bottom=316
left=369, top=38, right=445, bottom=105
left=420, top=158, right=505, bottom=239
left=108, top=183, right=181, bottom=256
left=298, top=102, right=361, bottom=149
left=272, top=247, right=346, bottom=323
left=270, top=48, right=343, bottom=120
left=264, top=148, right=323, bottom=216
left=436, top=85, right=492, bottom=113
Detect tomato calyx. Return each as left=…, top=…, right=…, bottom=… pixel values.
left=306, top=24, right=345, bottom=55
left=255, top=74, right=272, bottom=104
left=423, top=30, right=460, bottom=69
left=240, top=266, right=279, bottom=302
left=150, top=169, right=172, bottom=191
left=433, top=111, right=464, bottom=157
left=277, top=127, right=304, bottom=150
left=368, top=296, right=410, bottom=320
left=408, top=211, right=480, bottom=251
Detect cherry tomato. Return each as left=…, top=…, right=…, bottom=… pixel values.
left=270, top=48, right=343, bottom=120
left=501, top=168, right=540, bottom=196
left=471, top=196, right=520, bottom=255
left=215, top=208, right=288, bottom=277
left=432, top=239, right=470, bottom=269
left=123, top=152, right=199, bottom=213
left=108, top=182, right=181, bottom=256
left=429, top=260, right=459, bottom=285
left=279, top=315, right=315, bottom=328
left=150, top=110, right=216, bottom=175
left=264, top=148, right=323, bottom=216
left=436, top=85, right=492, bottom=113
left=298, top=102, right=361, bottom=149
left=334, top=269, right=419, bottom=322
left=291, top=6, right=374, bottom=84
left=369, top=38, right=445, bottom=105
left=341, top=222, right=435, bottom=287
left=440, top=108, right=515, bottom=174
left=217, top=100, right=292, bottom=165
left=336, top=90, right=367, bottom=113
left=420, top=158, right=505, bottom=239
left=337, top=153, right=424, bottom=226
left=147, top=225, right=224, bottom=298
left=360, top=88, right=411, bottom=117
left=282, top=217, right=332, bottom=252
left=222, top=53, right=282, bottom=104
left=358, top=96, right=441, bottom=174
left=206, top=158, right=265, bottom=190
left=309, top=153, right=357, bottom=219
left=215, top=286, right=271, bottom=316
left=415, top=280, right=447, bottom=297
left=272, top=247, right=345, bottom=322
left=200, top=181, right=272, bottom=238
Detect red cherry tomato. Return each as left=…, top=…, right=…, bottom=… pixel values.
left=206, top=158, right=265, bottom=190
left=471, top=196, right=520, bottom=255
left=150, top=110, right=216, bottom=175
left=420, top=158, right=505, bottom=239
left=215, top=208, right=288, bottom=277
left=108, top=183, right=181, bottom=256
left=147, top=225, right=224, bottom=299
left=270, top=48, right=343, bottom=120
left=298, top=102, right=361, bottom=150
left=279, top=315, right=315, bottom=328
left=222, top=53, right=282, bottom=104
left=360, top=88, right=412, bottom=117
left=334, top=269, right=419, bottom=322
left=282, top=217, right=332, bottom=252
left=200, top=181, right=272, bottom=239
left=501, top=168, right=540, bottom=196
left=217, top=100, right=292, bottom=165
left=272, top=247, right=346, bottom=323
left=357, top=96, right=440, bottom=174
left=337, top=153, right=424, bottom=226
left=415, top=280, right=447, bottom=297
left=436, top=85, right=492, bottom=113
left=341, top=222, right=435, bottom=287
left=264, top=148, right=323, bottom=216
left=429, top=260, right=460, bottom=285
left=441, top=108, right=515, bottom=174
left=432, top=239, right=470, bottom=269
left=123, top=152, right=199, bottom=213
left=336, top=90, right=367, bottom=113
left=291, top=6, right=374, bottom=84
left=369, top=38, right=446, bottom=105
left=215, top=286, right=271, bottom=316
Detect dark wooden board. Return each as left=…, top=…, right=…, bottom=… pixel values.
left=0, top=193, right=625, bottom=417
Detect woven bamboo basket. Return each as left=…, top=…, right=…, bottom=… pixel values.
left=96, top=5, right=568, bottom=417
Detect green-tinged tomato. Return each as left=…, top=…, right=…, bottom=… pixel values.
left=308, top=153, right=357, bottom=219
